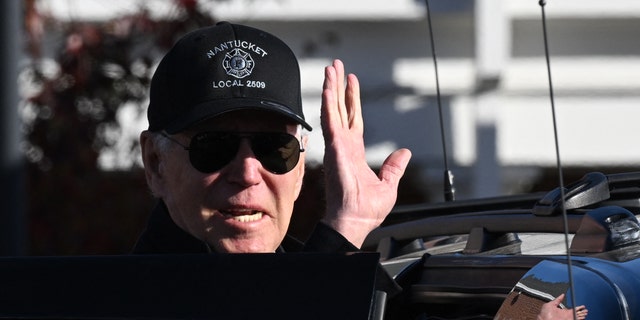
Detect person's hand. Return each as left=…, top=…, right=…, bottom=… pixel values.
left=538, top=294, right=588, bottom=320
left=320, top=59, right=411, bottom=248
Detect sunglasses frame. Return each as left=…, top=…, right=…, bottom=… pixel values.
left=160, top=130, right=304, bottom=175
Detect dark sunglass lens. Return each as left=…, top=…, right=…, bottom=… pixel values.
left=189, top=132, right=239, bottom=173
left=251, top=133, right=300, bottom=174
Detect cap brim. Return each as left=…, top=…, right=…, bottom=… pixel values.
left=163, top=98, right=313, bottom=134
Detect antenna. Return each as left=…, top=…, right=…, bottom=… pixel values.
left=425, top=0, right=455, bottom=202
left=538, top=1, right=578, bottom=318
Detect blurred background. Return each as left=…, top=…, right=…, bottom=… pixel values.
left=2, top=0, right=640, bottom=255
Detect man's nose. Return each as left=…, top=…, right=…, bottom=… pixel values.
left=225, top=139, right=263, bottom=186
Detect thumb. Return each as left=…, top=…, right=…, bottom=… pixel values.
left=551, top=293, right=566, bottom=308
left=379, top=148, right=412, bottom=183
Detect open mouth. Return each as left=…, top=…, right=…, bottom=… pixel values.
left=220, top=210, right=264, bottom=223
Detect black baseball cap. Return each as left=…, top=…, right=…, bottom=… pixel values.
left=147, top=22, right=312, bottom=133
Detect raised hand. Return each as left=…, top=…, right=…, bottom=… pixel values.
left=320, top=59, right=412, bottom=248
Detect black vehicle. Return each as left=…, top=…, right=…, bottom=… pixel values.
left=367, top=171, right=640, bottom=319
left=362, top=0, right=640, bottom=318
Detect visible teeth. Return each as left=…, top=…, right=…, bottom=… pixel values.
left=222, top=211, right=263, bottom=222
left=234, top=212, right=262, bottom=222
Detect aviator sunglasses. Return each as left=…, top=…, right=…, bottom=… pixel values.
left=161, top=131, right=304, bottom=174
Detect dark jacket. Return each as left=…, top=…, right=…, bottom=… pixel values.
left=132, top=201, right=401, bottom=296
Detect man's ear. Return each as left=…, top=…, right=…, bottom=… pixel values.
left=140, top=131, right=163, bottom=197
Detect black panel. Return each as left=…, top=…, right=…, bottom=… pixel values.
left=0, top=253, right=380, bottom=319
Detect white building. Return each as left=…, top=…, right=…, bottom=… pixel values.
left=38, top=0, right=640, bottom=201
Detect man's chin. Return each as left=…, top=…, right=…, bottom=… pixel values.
left=215, top=238, right=278, bottom=253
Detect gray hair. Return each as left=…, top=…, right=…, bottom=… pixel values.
left=150, top=131, right=172, bottom=155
